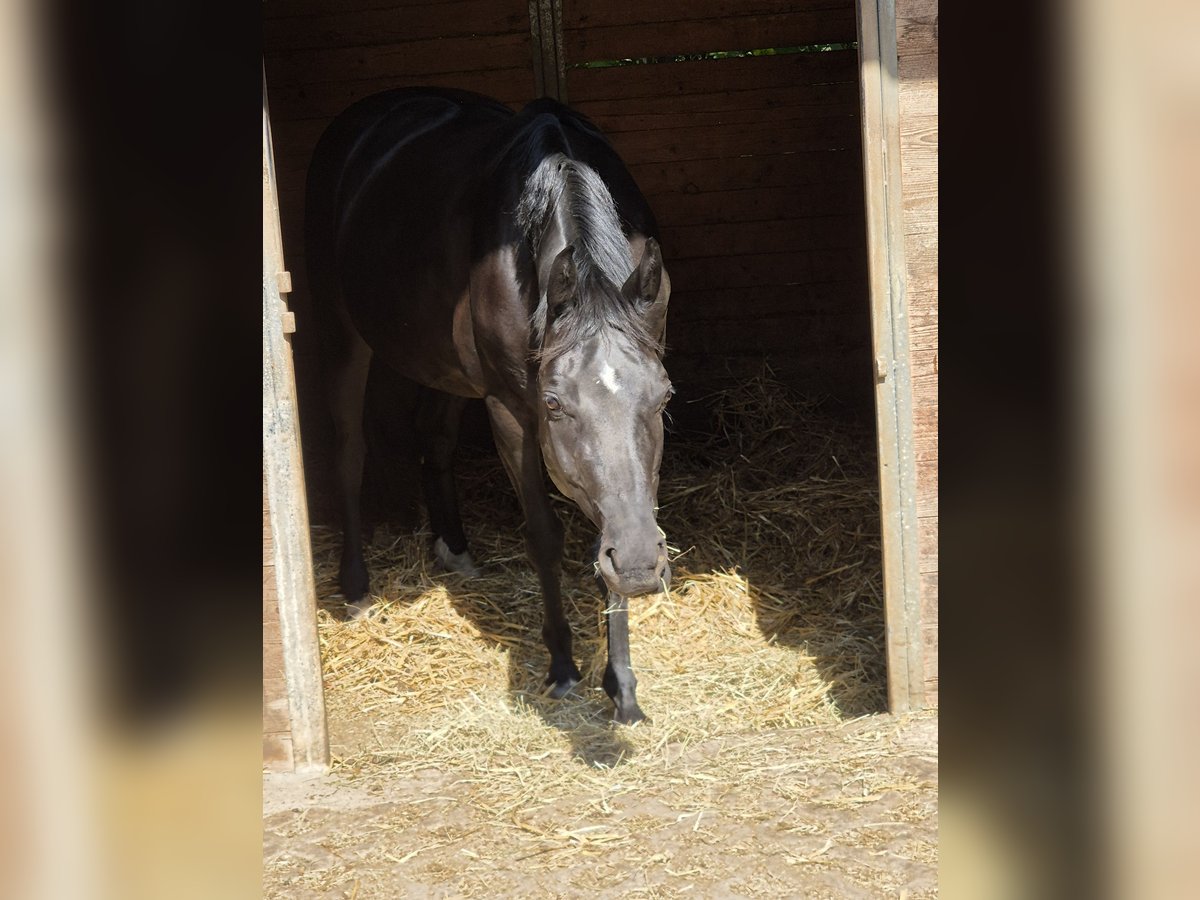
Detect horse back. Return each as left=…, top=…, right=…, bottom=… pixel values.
left=305, top=89, right=515, bottom=394
left=304, top=89, right=657, bottom=398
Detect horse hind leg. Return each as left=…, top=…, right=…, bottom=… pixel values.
left=363, top=358, right=423, bottom=533
left=327, top=323, right=374, bottom=618
left=416, top=388, right=480, bottom=577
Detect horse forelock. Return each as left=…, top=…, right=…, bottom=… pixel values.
left=517, top=152, right=659, bottom=365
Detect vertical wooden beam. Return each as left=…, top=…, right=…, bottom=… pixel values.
left=529, top=0, right=567, bottom=102
left=855, top=0, right=925, bottom=712
left=262, top=71, right=330, bottom=772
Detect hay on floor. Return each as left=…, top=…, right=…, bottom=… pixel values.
left=310, top=367, right=886, bottom=803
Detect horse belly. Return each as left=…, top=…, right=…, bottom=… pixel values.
left=349, top=277, right=483, bottom=398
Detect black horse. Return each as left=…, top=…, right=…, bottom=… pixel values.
left=305, top=89, right=673, bottom=723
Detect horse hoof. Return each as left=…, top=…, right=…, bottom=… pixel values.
left=612, top=704, right=647, bottom=726
left=345, top=598, right=374, bottom=620
left=434, top=537, right=481, bottom=577
left=544, top=676, right=580, bottom=699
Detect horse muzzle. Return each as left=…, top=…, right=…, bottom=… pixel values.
left=597, top=530, right=671, bottom=597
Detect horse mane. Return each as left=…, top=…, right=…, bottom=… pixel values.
left=512, top=119, right=662, bottom=363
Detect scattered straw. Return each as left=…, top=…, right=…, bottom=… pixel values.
left=310, top=367, right=886, bottom=803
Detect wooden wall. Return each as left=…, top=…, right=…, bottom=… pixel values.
left=894, top=0, right=938, bottom=704
left=263, top=0, right=537, bottom=428
left=263, top=475, right=294, bottom=769
left=562, top=0, right=871, bottom=404
left=265, top=0, right=873, bottom=417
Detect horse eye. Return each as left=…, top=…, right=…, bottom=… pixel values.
left=544, top=394, right=562, bottom=413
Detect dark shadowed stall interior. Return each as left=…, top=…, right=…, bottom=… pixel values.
left=265, top=0, right=873, bottom=501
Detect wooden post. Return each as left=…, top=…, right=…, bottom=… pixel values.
left=855, top=0, right=925, bottom=712
left=262, top=71, right=329, bottom=771
left=529, top=0, right=567, bottom=102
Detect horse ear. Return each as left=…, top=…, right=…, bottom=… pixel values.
left=546, top=244, right=578, bottom=319
left=621, top=238, right=669, bottom=340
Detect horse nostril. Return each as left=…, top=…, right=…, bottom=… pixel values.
left=605, top=546, right=619, bottom=572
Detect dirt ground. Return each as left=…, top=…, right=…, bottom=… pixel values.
left=264, top=711, right=937, bottom=898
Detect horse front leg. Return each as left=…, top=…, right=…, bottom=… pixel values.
left=602, top=591, right=646, bottom=724
left=484, top=397, right=582, bottom=697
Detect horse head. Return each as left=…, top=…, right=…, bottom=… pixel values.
left=536, top=239, right=673, bottom=597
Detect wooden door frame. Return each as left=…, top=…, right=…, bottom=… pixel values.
left=263, top=72, right=330, bottom=771
left=855, top=0, right=925, bottom=712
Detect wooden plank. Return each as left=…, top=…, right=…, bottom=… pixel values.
left=899, top=103, right=937, bottom=303
left=914, top=441, right=937, bottom=474
left=668, top=311, right=869, bottom=356
left=907, top=289, right=937, bottom=314
left=263, top=0, right=499, bottom=18
left=264, top=637, right=288, bottom=685
left=914, top=427, right=937, bottom=468
left=911, top=347, right=937, bottom=377
left=606, top=117, right=860, bottom=164
left=265, top=31, right=531, bottom=87
left=253, top=83, right=899, bottom=177
left=916, top=455, right=937, bottom=519
left=263, top=672, right=292, bottom=734
left=577, top=79, right=859, bottom=121
left=908, top=310, right=937, bottom=353
left=588, top=103, right=860, bottom=135
left=921, top=571, right=938, bottom=626
left=671, top=293, right=869, bottom=328
left=627, top=151, right=863, bottom=199
left=903, top=228, right=938, bottom=281
left=901, top=184, right=937, bottom=234
left=264, top=0, right=531, bottom=51
left=664, top=248, right=866, bottom=292
left=563, top=10, right=858, bottom=61
left=562, top=0, right=852, bottom=30
left=264, top=82, right=330, bottom=773
left=857, top=0, right=924, bottom=713
left=646, top=177, right=864, bottom=226
left=922, top=621, right=938, bottom=706
left=269, top=117, right=335, bottom=158
left=917, top=515, right=937, bottom=574
left=900, top=113, right=938, bottom=154
left=263, top=732, right=295, bottom=772
left=895, top=0, right=939, bottom=81
left=659, top=216, right=864, bottom=260
left=528, top=0, right=564, bottom=101
left=898, top=146, right=937, bottom=185
left=921, top=571, right=931, bottom=710
left=263, top=579, right=281, bottom=630
left=668, top=282, right=867, bottom=322
left=910, top=348, right=938, bottom=387
left=897, top=78, right=937, bottom=117
left=266, top=68, right=533, bottom=123
left=567, top=51, right=858, bottom=103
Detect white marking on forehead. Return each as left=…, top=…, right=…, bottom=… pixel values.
left=597, top=361, right=620, bottom=394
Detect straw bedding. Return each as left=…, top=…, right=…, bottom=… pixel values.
left=309, top=368, right=887, bottom=800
